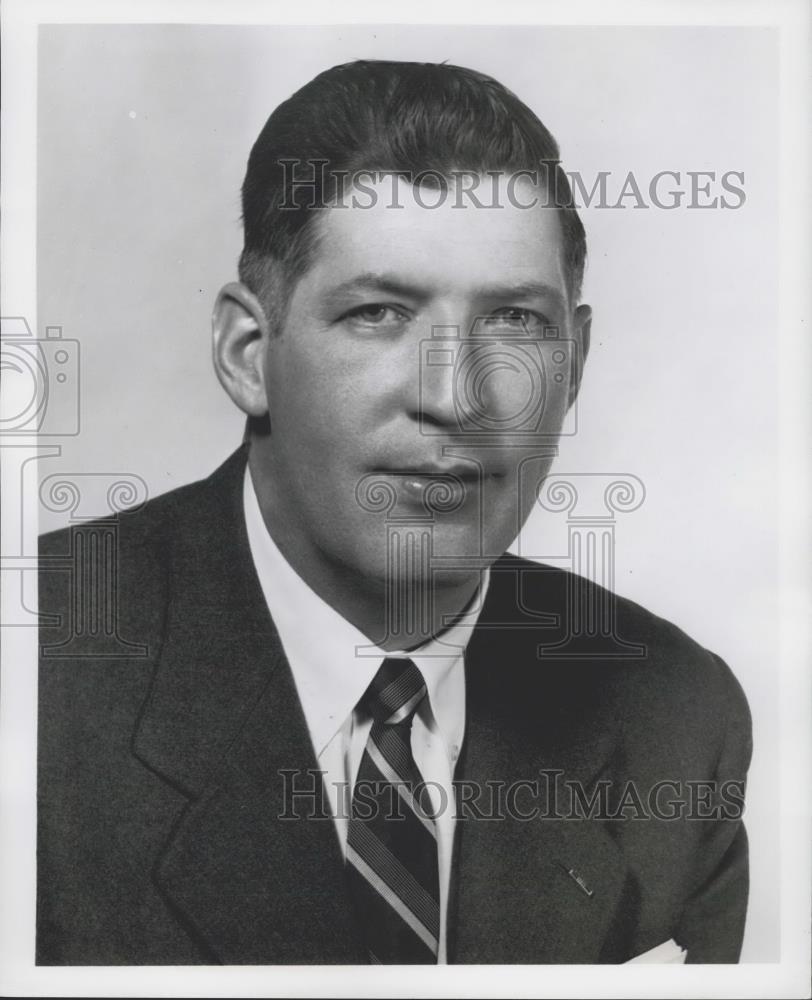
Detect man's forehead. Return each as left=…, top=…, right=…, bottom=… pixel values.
left=307, top=173, right=569, bottom=300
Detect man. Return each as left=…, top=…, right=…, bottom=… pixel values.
left=37, top=60, right=751, bottom=965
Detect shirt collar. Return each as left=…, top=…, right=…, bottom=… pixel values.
left=242, top=465, right=490, bottom=757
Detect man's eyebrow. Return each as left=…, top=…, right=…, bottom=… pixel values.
left=475, top=282, right=567, bottom=311
left=325, top=274, right=568, bottom=311
left=326, top=272, right=432, bottom=302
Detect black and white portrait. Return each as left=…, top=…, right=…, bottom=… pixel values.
left=1, top=4, right=809, bottom=998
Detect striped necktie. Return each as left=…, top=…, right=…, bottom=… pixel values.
left=345, top=657, right=440, bottom=964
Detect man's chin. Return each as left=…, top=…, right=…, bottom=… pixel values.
left=360, top=552, right=491, bottom=599
left=360, top=529, right=496, bottom=578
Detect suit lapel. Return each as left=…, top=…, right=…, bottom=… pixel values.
left=449, top=557, right=629, bottom=963
left=149, top=661, right=366, bottom=964
left=133, top=448, right=365, bottom=963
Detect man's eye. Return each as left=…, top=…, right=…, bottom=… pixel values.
left=342, top=304, right=408, bottom=327
left=484, top=308, right=547, bottom=331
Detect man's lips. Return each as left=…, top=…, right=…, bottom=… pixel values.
left=371, top=463, right=506, bottom=483
left=377, top=471, right=469, bottom=510
left=368, top=466, right=506, bottom=508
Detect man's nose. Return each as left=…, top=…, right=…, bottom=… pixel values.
left=410, top=324, right=462, bottom=432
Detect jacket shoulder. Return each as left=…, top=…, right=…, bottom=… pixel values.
left=37, top=447, right=248, bottom=656
left=487, top=554, right=752, bottom=770
left=40, top=468, right=208, bottom=556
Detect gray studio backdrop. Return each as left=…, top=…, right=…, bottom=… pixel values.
left=37, top=23, right=778, bottom=961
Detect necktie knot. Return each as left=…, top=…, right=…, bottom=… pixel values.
left=365, top=657, right=427, bottom=727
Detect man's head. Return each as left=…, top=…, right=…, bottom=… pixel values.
left=238, top=59, right=587, bottom=324
left=213, top=60, right=592, bottom=639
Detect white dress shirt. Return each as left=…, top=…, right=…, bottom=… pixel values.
left=243, top=467, right=490, bottom=963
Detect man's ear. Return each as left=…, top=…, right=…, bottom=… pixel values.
left=212, top=282, right=271, bottom=417
left=568, top=303, right=592, bottom=410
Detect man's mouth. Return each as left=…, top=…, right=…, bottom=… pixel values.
left=370, top=465, right=505, bottom=507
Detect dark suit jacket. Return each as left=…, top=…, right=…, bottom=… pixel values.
left=37, top=446, right=752, bottom=965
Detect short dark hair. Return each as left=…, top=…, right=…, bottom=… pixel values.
left=239, top=59, right=586, bottom=320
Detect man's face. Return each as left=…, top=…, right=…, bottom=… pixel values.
left=250, top=175, right=589, bottom=593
